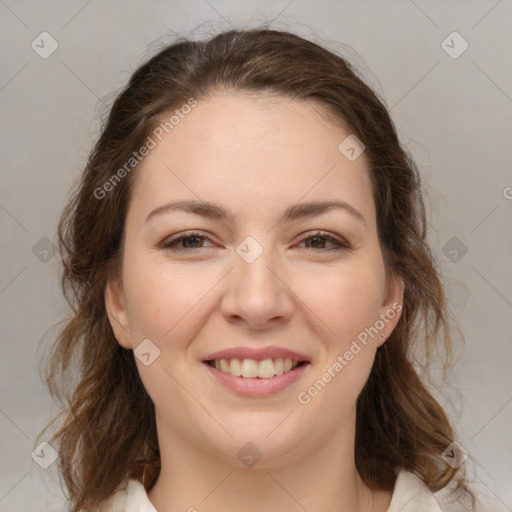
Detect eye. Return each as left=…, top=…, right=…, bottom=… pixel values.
left=160, top=231, right=214, bottom=252
left=159, top=230, right=350, bottom=253
left=297, top=231, right=350, bottom=251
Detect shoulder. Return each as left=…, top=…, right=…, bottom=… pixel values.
left=98, top=479, right=157, bottom=512
left=388, top=468, right=470, bottom=512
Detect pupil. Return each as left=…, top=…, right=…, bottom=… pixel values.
left=309, top=236, right=322, bottom=248
left=186, top=236, right=201, bottom=248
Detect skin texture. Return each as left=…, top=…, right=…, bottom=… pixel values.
left=105, top=92, right=404, bottom=512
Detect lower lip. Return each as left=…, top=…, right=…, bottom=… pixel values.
left=203, top=362, right=310, bottom=397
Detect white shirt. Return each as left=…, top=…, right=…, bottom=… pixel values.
left=99, top=468, right=451, bottom=511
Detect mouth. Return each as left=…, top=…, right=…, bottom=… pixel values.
left=203, top=357, right=310, bottom=379
left=202, top=356, right=311, bottom=397
left=201, top=346, right=312, bottom=397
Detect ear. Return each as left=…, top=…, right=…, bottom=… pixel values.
left=377, top=273, right=404, bottom=347
left=105, top=277, right=133, bottom=349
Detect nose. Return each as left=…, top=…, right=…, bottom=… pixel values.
left=220, top=243, right=294, bottom=330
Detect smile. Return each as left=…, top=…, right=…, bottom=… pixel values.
left=203, top=358, right=311, bottom=397
left=205, top=357, right=307, bottom=378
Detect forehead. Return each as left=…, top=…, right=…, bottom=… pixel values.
left=128, top=93, right=375, bottom=228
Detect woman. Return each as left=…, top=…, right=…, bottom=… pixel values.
left=38, top=27, right=476, bottom=511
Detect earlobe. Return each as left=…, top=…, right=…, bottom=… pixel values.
left=105, top=278, right=132, bottom=349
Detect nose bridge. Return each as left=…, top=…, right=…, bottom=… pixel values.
left=222, top=235, right=293, bottom=325
left=234, top=235, right=281, bottom=297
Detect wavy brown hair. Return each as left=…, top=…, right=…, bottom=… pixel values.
left=36, top=26, right=475, bottom=511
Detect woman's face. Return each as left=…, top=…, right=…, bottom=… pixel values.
left=106, top=92, right=403, bottom=467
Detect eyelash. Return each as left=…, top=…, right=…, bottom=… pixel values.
left=160, top=230, right=350, bottom=253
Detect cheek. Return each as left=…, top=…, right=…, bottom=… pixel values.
left=296, top=262, right=384, bottom=346
left=122, top=254, right=215, bottom=344
left=293, top=264, right=384, bottom=411
left=122, top=258, right=215, bottom=428
left=297, top=273, right=381, bottom=415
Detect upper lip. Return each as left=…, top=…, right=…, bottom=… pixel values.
left=203, top=346, right=311, bottom=362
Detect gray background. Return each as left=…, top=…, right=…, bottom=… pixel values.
left=1, top=1, right=511, bottom=510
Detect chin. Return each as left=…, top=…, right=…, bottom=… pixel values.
left=198, top=416, right=308, bottom=469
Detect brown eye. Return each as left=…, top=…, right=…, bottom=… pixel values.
left=161, top=232, right=214, bottom=252
left=298, top=231, right=349, bottom=251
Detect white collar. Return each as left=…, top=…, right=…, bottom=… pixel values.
left=102, top=467, right=443, bottom=511
left=386, top=468, right=442, bottom=511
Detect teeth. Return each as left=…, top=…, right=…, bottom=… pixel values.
left=230, top=358, right=242, bottom=377
left=257, top=358, right=275, bottom=378
left=241, top=358, right=259, bottom=378
left=211, top=357, right=301, bottom=378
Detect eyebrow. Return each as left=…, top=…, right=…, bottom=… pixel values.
left=145, top=199, right=367, bottom=228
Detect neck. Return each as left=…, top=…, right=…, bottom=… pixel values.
left=147, top=412, right=382, bottom=512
